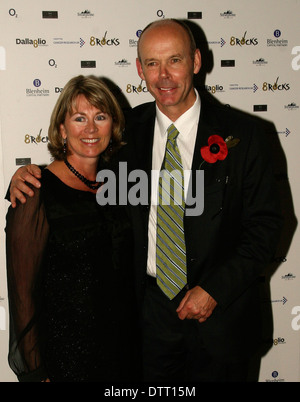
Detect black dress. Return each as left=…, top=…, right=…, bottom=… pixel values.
left=5, top=169, right=140, bottom=382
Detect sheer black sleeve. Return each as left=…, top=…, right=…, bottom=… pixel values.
left=5, top=188, right=49, bottom=382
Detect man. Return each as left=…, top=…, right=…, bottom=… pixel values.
left=9, top=19, right=282, bottom=382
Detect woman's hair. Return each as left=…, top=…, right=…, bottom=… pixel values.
left=48, top=75, right=125, bottom=162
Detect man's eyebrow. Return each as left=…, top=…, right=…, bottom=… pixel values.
left=143, top=58, right=157, bottom=64
left=143, top=54, right=183, bottom=63
left=169, top=53, right=183, bottom=58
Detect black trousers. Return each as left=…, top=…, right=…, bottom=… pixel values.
left=142, top=276, right=250, bottom=382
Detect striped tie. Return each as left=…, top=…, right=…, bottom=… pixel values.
left=156, top=124, right=187, bottom=299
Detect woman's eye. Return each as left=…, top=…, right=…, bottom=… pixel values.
left=96, top=114, right=105, bottom=121
left=75, top=116, right=85, bottom=122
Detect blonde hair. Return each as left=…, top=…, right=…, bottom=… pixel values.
left=48, top=75, right=125, bottom=161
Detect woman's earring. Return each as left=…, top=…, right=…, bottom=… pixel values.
left=63, top=138, right=67, bottom=154
left=109, top=138, right=113, bottom=152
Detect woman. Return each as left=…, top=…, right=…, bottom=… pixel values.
left=5, top=75, right=140, bottom=382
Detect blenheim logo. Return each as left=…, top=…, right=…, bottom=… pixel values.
left=26, top=79, right=50, bottom=97
left=230, top=31, right=258, bottom=46
left=16, top=38, right=47, bottom=48
left=267, top=30, right=288, bottom=47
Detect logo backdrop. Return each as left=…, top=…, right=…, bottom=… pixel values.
left=0, top=0, right=299, bottom=382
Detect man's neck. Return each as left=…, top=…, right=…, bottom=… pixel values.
left=156, top=89, right=198, bottom=122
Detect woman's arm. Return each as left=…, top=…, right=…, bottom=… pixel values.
left=5, top=187, right=49, bottom=381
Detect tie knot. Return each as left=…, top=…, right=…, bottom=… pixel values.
left=167, top=124, right=179, bottom=141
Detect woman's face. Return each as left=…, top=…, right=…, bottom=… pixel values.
left=60, top=94, right=113, bottom=160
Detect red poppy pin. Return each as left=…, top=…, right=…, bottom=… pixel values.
left=200, top=135, right=240, bottom=164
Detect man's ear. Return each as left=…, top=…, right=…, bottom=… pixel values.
left=136, top=58, right=145, bottom=81
left=193, top=49, right=202, bottom=75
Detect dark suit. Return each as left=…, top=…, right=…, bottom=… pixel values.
left=122, top=94, right=282, bottom=381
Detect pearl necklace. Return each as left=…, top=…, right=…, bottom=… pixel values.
left=64, top=159, right=102, bottom=190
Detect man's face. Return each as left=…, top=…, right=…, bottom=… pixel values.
left=136, top=22, right=201, bottom=121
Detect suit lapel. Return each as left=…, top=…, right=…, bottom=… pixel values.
left=134, top=103, right=156, bottom=172
left=191, top=97, right=224, bottom=172
left=132, top=102, right=156, bottom=206
left=131, top=97, right=229, bottom=209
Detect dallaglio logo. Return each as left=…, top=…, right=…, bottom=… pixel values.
left=204, top=84, right=225, bottom=94
left=16, top=37, right=47, bottom=48
left=273, top=337, right=286, bottom=346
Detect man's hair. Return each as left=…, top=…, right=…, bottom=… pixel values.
left=137, top=19, right=197, bottom=61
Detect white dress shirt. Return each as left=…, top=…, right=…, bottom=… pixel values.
left=147, top=90, right=201, bottom=277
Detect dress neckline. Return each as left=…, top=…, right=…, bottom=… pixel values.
left=43, top=168, right=98, bottom=196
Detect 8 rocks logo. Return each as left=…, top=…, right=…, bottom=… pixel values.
left=262, top=77, right=290, bottom=92
left=230, top=31, right=258, bottom=46
left=24, top=128, right=48, bottom=145
left=90, top=31, right=120, bottom=47
left=125, top=81, right=148, bottom=94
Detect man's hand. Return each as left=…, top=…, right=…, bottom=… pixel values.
left=176, top=286, right=217, bottom=323
left=10, top=164, right=42, bottom=208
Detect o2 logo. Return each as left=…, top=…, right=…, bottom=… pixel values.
left=157, top=10, right=165, bottom=18
left=291, top=46, right=300, bottom=71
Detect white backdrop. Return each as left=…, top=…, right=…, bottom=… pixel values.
left=0, top=0, right=299, bottom=382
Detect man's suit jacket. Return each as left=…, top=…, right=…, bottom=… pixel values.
left=122, top=94, right=282, bottom=359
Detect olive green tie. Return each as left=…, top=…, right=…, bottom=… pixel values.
left=156, top=124, right=187, bottom=299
